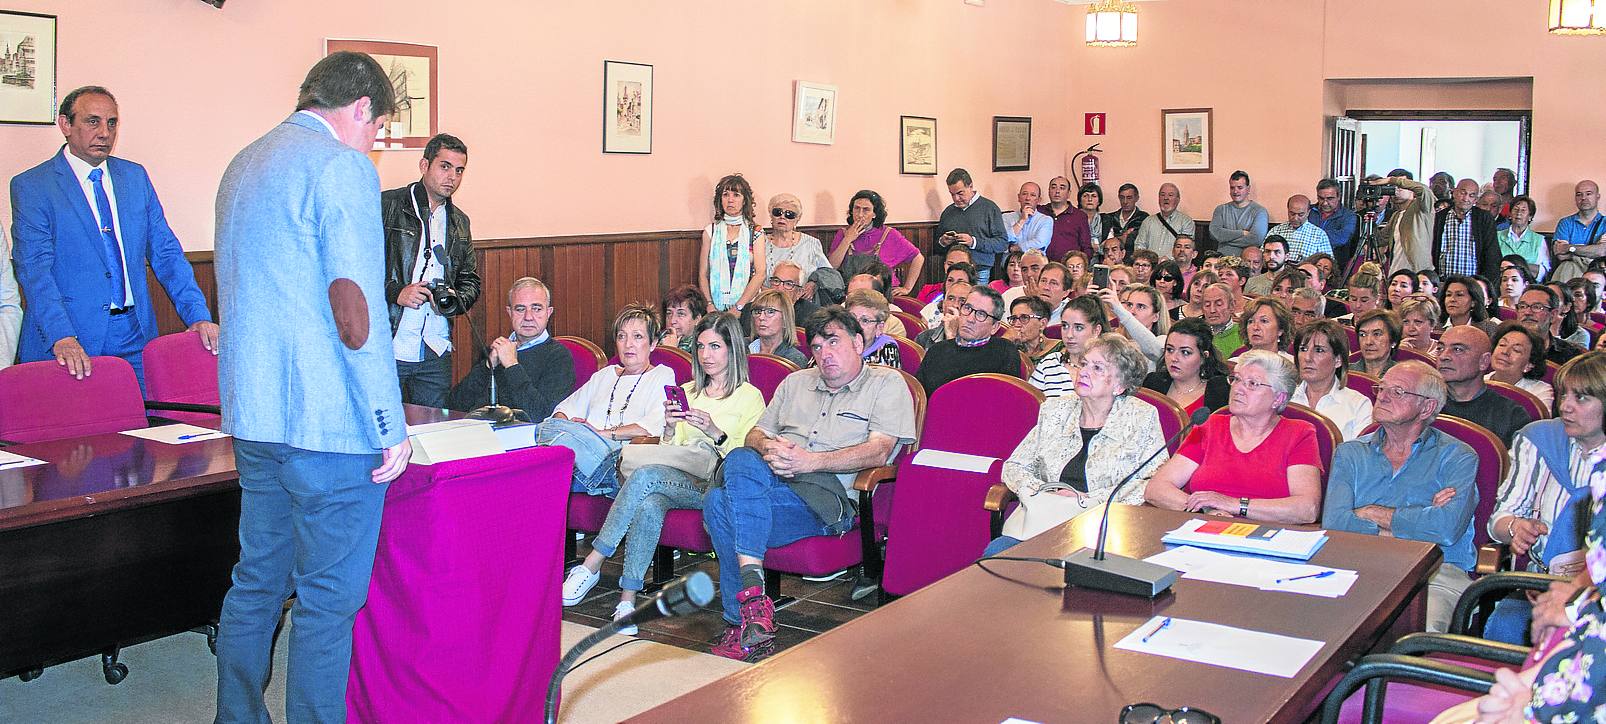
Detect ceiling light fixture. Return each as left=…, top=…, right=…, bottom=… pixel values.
left=1086, top=1, right=1138, bottom=47
left=1550, top=0, right=1606, bottom=34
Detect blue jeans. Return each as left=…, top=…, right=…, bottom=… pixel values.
left=395, top=347, right=451, bottom=409
left=974, top=265, right=992, bottom=285
left=983, top=535, right=1023, bottom=557
left=702, top=447, right=850, bottom=624
left=592, top=464, right=707, bottom=591
left=215, top=440, right=386, bottom=724
left=1484, top=596, right=1534, bottom=645
left=536, top=417, right=623, bottom=495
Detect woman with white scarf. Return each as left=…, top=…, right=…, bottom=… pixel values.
left=699, top=174, right=768, bottom=312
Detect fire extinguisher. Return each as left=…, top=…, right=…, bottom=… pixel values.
left=1071, top=144, right=1102, bottom=185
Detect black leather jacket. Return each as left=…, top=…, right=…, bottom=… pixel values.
left=382, top=182, right=481, bottom=333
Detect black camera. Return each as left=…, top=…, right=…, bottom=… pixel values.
left=1356, top=184, right=1397, bottom=201
left=423, top=280, right=463, bottom=316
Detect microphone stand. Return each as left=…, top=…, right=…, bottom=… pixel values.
left=462, top=309, right=529, bottom=426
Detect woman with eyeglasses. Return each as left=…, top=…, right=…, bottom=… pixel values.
left=1029, top=295, right=1106, bottom=398
left=1487, top=321, right=1554, bottom=414
left=1006, top=295, right=1061, bottom=370
left=828, top=189, right=924, bottom=297
left=1145, top=349, right=1323, bottom=524
left=1152, top=259, right=1186, bottom=320
left=699, top=174, right=767, bottom=312
left=1143, top=317, right=1230, bottom=416
left=1290, top=320, right=1373, bottom=441
left=746, top=289, right=808, bottom=367
left=1351, top=308, right=1403, bottom=378
left=760, top=193, right=829, bottom=283
left=844, top=289, right=902, bottom=369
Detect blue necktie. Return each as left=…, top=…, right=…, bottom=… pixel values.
left=88, top=167, right=128, bottom=308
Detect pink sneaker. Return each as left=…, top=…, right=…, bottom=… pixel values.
left=735, top=585, right=776, bottom=648
left=710, top=625, right=776, bottom=662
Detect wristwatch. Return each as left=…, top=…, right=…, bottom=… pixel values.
left=1238, top=497, right=1250, bottom=518
left=713, top=432, right=728, bottom=446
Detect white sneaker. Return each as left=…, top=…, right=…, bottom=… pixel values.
left=562, top=565, right=600, bottom=606
left=612, top=600, right=638, bottom=636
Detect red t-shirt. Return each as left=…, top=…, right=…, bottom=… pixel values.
left=1176, top=414, right=1322, bottom=499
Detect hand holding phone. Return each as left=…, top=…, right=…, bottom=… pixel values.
left=665, top=385, right=689, bottom=414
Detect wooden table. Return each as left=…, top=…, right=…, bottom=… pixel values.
left=631, top=506, right=1440, bottom=724
left=0, top=406, right=453, bottom=681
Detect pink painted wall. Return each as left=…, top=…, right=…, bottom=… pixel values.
left=0, top=0, right=1080, bottom=250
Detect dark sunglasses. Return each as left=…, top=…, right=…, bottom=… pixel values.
left=770, top=208, right=799, bottom=220
left=1156, top=274, right=1178, bottom=281
left=1120, top=703, right=1220, bottom=724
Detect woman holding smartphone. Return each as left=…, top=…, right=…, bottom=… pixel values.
left=561, top=312, right=765, bottom=633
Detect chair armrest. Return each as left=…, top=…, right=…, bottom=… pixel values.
left=1450, top=570, right=1569, bottom=636
left=1476, top=542, right=1511, bottom=575
left=852, top=465, right=898, bottom=493
left=143, top=401, right=222, bottom=415
left=1318, top=654, right=1496, bottom=724
left=984, top=483, right=1016, bottom=513
left=628, top=437, right=660, bottom=445
left=1389, top=632, right=1530, bottom=666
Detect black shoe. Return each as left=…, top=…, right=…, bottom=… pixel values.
left=849, top=574, right=879, bottom=602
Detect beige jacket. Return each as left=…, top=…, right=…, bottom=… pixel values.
left=1000, top=393, right=1166, bottom=540
left=1386, top=177, right=1436, bottom=273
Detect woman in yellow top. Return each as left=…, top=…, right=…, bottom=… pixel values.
left=561, top=312, right=766, bottom=633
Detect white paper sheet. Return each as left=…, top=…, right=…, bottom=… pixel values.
left=1161, top=518, right=1329, bottom=559
left=493, top=423, right=538, bottom=451
left=0, top=449, right=47, bottom=470
left=1114, top=616, right=1324, bottom=678
left=1144, top=546, right=1358, bottom=598
left=405, top=419, right=489, bottom=436
left=119, top=424, right=231, bottom=445
left=911, top=448, right=997, bottom=473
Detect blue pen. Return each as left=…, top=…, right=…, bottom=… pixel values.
left=177, top=432, right=221, bottom=441
left=1140, top=617, right=1172, bottom=643
left=1275, top=570, right=1336, bottom=584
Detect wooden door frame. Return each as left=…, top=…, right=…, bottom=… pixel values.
left=1343, top=109, right=1533, bottom=196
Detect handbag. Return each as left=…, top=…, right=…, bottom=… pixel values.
left=618, top=439, right=721, bottom=481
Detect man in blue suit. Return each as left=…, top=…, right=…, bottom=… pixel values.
left=9, top=85, right=216, bottom=386
left=212, top=52, right=411, bottom=723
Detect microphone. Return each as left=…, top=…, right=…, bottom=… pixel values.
left=464, top=314, right=530, bottom=426
left=543, top=572, right=713, bottom=724
left=1061, top=406, right=1211, bottom=598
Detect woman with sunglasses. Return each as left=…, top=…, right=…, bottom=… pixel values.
left=699, top=174, right=767, bottom=312
left=1145, top=349, right=1323, bottom=525
left=761, top=193, right=829, bottom=282
left=828, top=189, right=924, bottom=296
left=1152, top=259, right=1186, bottom=320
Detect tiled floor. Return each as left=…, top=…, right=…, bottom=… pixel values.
left=561, top=541, right=883, bottom=658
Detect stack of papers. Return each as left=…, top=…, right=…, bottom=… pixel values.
left=120, top=424, right=230, bottom=444
left=0, top=449, right=47, bottom=471
left=1145, top=545, right=1358, bottom=597
left=1114, top=615, right=1324, bottom=678
left=1160, top=518, right=1329, bottom=560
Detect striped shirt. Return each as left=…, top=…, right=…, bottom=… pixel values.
left=1439, top=212, right=1477, bottom=276
left=1489, top=433, right=1590, bottom=568
left=1028, top=350, right=1077, bottom=398
left=1267, top=221, right=1332, bottom=262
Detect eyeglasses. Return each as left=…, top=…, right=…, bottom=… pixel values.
left=770, top=208, right=799, bottom=220
left=765, top=277, right=801, bottom=290
left=1376, top=384, right=1430, bottom=401
left=1516, top=302, right=1553, bottom=313
left=1006, top=314, right=1044, bottom=325
left=1120, top=703, right=1220, bottom=724
left=958, top=303, right=1001, bottom=322
left=1156, top=274, right=1177, bottom=282
left=852, top=315, right=883, bottom=327
left=1226, top=374, right=1278, bottom=393
left=751, top=306, right=781, bottom=317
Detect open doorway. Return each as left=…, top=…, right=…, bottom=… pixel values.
left=1346, top=110, right=1532, bottom=195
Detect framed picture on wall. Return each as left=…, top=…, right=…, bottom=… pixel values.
left=603, top=60, right=653, bottom=154
left=900, top=116, right=937, bottom=175
left=0, top=10, right=57, bottom=125
left=792, top=81, right=836, bottom=144
left=1161, top=108, right=1213, bottom=173
left=992, top=116, right=1032, bottom=172
left=325, top=39, right=438, bottom=150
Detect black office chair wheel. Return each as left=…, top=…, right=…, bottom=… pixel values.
left=18, top=667, right=42, bottom=682
left=101, top=650, right=127, bottom=685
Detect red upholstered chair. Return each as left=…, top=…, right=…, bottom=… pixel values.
left=890, top=310, right=925, bottom=337
left=1345, top=325, right=1359, bottom=353
left=607, top=345, right=694, bottom=386
left=1281, top=402, right=1341, bottom=483
left=1432, top=415, right=1509, bottom=549
left=1132, top=388, right=1188, bottom=454
left=0, top=357, right=149, bottom=443
left=1495, top=305, right=1518, bottom=321
left=1345, top=370, right=1380, bottom=401
left=747, top=353, right=800, bottom=403
left=1394, top=346, right=1437, bottom=365
left=1485, top=379, right=1549, bottom=420
left=1542, top=360, right=1560, bottom=385
left=795, top=326, right=809, bottom=350
left=554, top=336, right=605, bottom=393
left=883, top=374, right=1043, bottom=597
left=762, top=368, right=927, bottom=602
left=891, top=295, right=925, bottom=316
left=890, top=334, right=924, bottom=377
left=1043, top=324, right=1061, bottom=340
left=142, top=331, right=222, bottom=425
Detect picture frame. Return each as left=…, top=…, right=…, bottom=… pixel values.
left=0, top=10, right=57, bottom=125
left=603, top=60, right=653, bottom=154
left=325, top=39, right=438, bottom=150
left=1161, top=107, right=1213, bottom=173
left=899, top=115, right=937, bottom=176
left=992, top=116, right=1032, bottom=172
left=791, top=81, right=837, bottom=145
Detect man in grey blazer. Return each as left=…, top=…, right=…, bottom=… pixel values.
left=212, top=52, right=411, bottom=723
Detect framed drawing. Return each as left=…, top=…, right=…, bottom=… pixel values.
left=1161, top=108, right=1213, bottom=173
left=325, top=39, right=438, bottom=150
left=791, top=81, right=836, bottom=145
left=603, top=60, right=652, bottom=154
left=899, top=116, right=937, bottom=176
left=0, top=11, right=57, bottom=125
left=992, top=116, right=1032, bottom=172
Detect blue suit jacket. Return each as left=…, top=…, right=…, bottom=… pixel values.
left=215, top=113, right=404, bottom=455
left=9, top=149, right=211, bottom=362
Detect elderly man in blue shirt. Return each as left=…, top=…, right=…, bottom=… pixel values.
left=1323, top=359, right=1479, bottom=633
left=1002, top=181, right=1053, bottom=254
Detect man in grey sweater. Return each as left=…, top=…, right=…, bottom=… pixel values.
left=1210, top=170, right=1270, bottom=257
left=937, top=167, right=1008, bottom=285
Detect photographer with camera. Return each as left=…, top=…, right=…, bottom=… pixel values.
left=383, top=133, right=482, bottom=408
left=1364, top=170, right=1435, bottom=275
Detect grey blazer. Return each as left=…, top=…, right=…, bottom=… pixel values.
left=215, top=113, right=405, bottom=454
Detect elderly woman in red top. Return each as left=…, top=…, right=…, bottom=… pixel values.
left=1143, top=349, right=1323, bottom=524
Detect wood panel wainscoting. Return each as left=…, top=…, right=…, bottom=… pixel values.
left=148, top=222, right=941, bottom=385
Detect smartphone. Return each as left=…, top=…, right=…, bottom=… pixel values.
left=665, top=385, right=689, bottom=412
left=1091, top=264, right=1111, bottom=288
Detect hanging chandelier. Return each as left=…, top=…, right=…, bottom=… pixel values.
left=1550, top=0, right=1606, bottom=34
left=1086, top=1, right=1138, bottom=47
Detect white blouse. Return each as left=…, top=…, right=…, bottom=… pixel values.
left=1290, top=381, right=1374, bottom=442
left=1486, top=372, right=1554, bottom=411
left=553, top=364, right=676, bottom=432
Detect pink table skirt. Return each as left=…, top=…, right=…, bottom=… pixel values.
left=348, top=446, right=575, bottom=723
